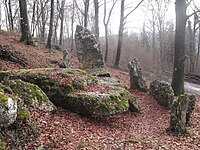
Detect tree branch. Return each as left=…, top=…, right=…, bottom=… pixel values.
left=187, top=10, right=200, bottom=20
left=124, top=0, right=144, bottom=20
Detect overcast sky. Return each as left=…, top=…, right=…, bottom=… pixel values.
left=99, top=0, right=200, bottom=36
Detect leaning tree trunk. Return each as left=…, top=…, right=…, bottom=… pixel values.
left=172, top=0, right=187, bottom=96
left=46, top=0, right=54, bottom=49
left=19, top=0, right=33, bottom=45
left=114, top=0, right=125, bottom=67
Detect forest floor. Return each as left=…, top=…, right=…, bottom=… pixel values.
left=0, top=31, right=200, bottom=150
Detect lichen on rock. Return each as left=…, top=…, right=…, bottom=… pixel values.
left=75, top=25, right=104, bottom=69
left=2, top=79, right=56, bottom=113
left=128, top=57, right=147, bottom=92
left=0, top=68, right=141, bottom=117
left=0, top=92, right=17, bottom=127
left=150, top=79, right=174, bottom=107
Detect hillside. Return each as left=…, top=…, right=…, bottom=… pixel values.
left=0, top=31, right=200, bottom=150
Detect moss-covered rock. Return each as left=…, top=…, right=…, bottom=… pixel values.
left=0, top=140, right=6, bottom=150
left=64, top=88, right=139, bottom=116
left=168, top=94, right=189, bottom=134
left=0, top=68, right=140, bottom=117
left=2, top=79, right=56, bottom=113
left=150, top=80, right=174, bottom=107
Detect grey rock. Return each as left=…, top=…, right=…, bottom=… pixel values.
left=128, top=57, right=147, bottom=92
left=75, top=25, right=104, bottom=69
left=0, top=93, right=17, bottom=127
left=150, top=80, right=174, bottom=107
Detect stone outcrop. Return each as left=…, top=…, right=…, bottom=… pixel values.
left=2, top=79, right=56, bottom=113
left=0, top=68, right=140, bottom=117
left=75, top=25, right=104, bottom=69
left=150, top=80, right=174, bottom=107
left=186, top=94, right=196, bottom=126
left=168, top=94, right=196, bottom=134
left=128, top=57, right=147, bottom=92
left=0, top=84, right=17, bottom=127
left=59, top=49, right=71, bottom=68
left=0, top=92, right=17, bottom=127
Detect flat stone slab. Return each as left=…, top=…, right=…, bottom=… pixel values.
left=0, top=68, right=140, bottom=116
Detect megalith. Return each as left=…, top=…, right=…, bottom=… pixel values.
left=149, top=80, right=174, bottom=107
left=75, top=25, right=104, bottom=69
left=168, top=93, right=196, bottom=134
left=59, top=49, right=71, bottom=68
left=128, top=57, right=147, bottom=92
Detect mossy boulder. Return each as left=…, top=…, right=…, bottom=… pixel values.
left=2, top=79, right=56, bottom=112
left=0, top=68, right=140, bottom=117
left=64, top=89, right=138, bottom=116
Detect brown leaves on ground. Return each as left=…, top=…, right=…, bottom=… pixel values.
left=0, top=32, right=81, bottom=70
left=0, top=32, right=200, bottom=149
left=25, top=67, right=200, bottom=150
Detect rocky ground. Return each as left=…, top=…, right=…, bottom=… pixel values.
left=0, top=31, right=200, bottom=149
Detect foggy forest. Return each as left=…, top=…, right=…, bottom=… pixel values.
left=0, top=0, right=200, bottom=149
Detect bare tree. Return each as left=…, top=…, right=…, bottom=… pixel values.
left=93, top=0, right=100, bottom=39
left=75, top=0, right=90, bottom=28
left=19, top=0, right=33, bottom=45
left=172, top=0, right=187, bottom=96
left=114, top=0, right=144, bottom=67
left=59, top=0, right=65, bottom=46
left=103, top=0, right=118, bottom=62
left=46, top=0, right=54, bottom=48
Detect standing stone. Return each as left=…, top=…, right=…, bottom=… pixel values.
left=75, top=25, right=104, bottom=69
left=168, top=93, right=196, bottom=134
left=168, top=94, right=188, bottom=134
left=149, top=80, right=174, bottom=107
left=128, top=57, right=147, bottom=92
left=186, top=94, right=196, bottom=126
left=59, top=49, right=71, bottom=68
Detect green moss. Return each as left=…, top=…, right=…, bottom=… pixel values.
left=0, top=83, right=12, bottom=94
left=61, top=84, right=74, bottom=93
left=0, top=93, right=10, bottom=108
left=72, top=75, right=98, bottom=90
left=64, top=93, right=99, bottom=115
left=4, top=79, right=49, bottom=108
left=0, top=141, right=6, bottom=150
left=17, top=107, right=30, bottom=121
left=77, top=141, right=89, bottom=149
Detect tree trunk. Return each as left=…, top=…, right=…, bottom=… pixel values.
left=114, top=0, right=125, bottom=67
left=104, top=24, right=109, bottom=62
left=19, top=0, right=33, bottom=45
left=46, top=0, right=54, bottom=49
left=172, top=0, right=187, bottom=96
left=31, top=0, right=36, bottom=36
left=59, top=0, right=65, bottom=46
left=0, top=3, right=2, bottom=30
left=94, top=0, right=99, bottom=39
left=84, top=0, right=89, bottom=28
left=40, top=1, right=46, bottom=42
left=196, top=23, right=200, bottom=68
left=71, top=0, right=75, bottom=52
left=8, top=0, right=14, bottom=30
